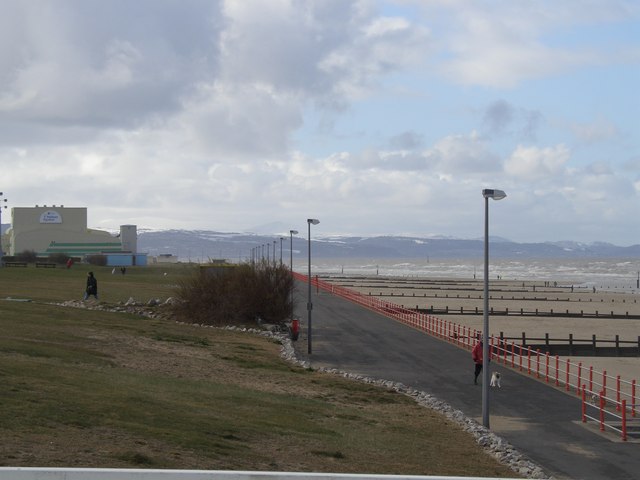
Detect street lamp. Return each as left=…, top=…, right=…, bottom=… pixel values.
left=482, top=188, right=507, bottom=428
left=289, top=230, right=298, bottom=323
left=307, top=219, right=320, bottom=354
left=0, top=192, right=7, bottom=265
left=280, top=237, right=284, bottom=266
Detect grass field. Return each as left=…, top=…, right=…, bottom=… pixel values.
left=0, top=263, right=518, bottom=476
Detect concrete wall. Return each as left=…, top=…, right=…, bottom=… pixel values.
left=120, top=225, right=137, bottom=253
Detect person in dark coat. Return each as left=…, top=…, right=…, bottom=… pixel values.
left=83, top=271, right=98, bottom=300
left=472, top=340, right=483, bottom=385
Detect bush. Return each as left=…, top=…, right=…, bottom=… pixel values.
left=48, top=252, right=71, bottom=264
left=86, top=255, right=107, bottom=266
left=15, top=250, right=38, bottom=263
left=171, top=262, right=294, bottom=327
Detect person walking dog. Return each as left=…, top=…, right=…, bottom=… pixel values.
left=83, top=271, right=98, bottom=301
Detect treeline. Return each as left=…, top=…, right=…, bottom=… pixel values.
left=171, top=262, right=294, bottom=327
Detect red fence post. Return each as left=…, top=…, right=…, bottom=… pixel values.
left=599, top=391, right=606, bottom=431
left=589, top=366, right=594, bottom=393
left=581, top=385, right=587, bottom=423
left=519, top=344, right=523, bottom=372
left=616, top=375, right=621, bottom=412
left=490, top=335, right=495, bottom=360
left=622, top=399, right=627, bottom=441
left=503, top=339, right=507, bottom=364
left=577, top=362, right=582, bottom=396
left=603, top=370, right=607, bottom=397
left=511, top=342, right=515, bottom=368
left=565, top=359, right=571, bottom=391
left=555, top=355, right=560, bottom=386
left=527, top=347, right=532, bottom=375
left=545, top=352, right=550, bottom=383
left=632, top=380, right=637, bottom=418
left=536, top=348, right=541, bottom=378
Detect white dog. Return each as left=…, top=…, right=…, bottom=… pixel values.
left=490, top=372, right=501, bottom=388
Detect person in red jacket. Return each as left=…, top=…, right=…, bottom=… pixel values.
left=472, top=340, right=483, bottom=385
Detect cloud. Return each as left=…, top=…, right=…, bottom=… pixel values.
left=221, top=1, right=429, bottom=106
left=569, top=119, right=619, bottom=143
left=481, top=100, right=543, bottom=141
left=388, top=131, right=424, bottom=150
left=483, top=100, right=514, bottom=136
left=505, top=144, right=570, bottom=180
left=427, top=131, right=502, bottom=174
left=414, top=0, right=639, bottom=87
left=0, top=0, right=223, bottom=137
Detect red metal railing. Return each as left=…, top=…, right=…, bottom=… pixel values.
left=295, top=272, right=639, bottom=441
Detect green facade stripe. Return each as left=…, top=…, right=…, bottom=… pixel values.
left=48, top=242, right=121, bottom=247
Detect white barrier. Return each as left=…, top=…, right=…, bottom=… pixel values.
left=0, top=469, right=509, bottom=480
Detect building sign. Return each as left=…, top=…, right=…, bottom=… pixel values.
left=40, top=210, right=62, bottom=224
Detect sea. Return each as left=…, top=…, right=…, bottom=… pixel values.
left=294, top=258, right=640, bottom=292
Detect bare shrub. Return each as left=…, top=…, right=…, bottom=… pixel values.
left=172, top=262, right=294, bottom=327
left=16, top=250, right=38, bottom=263
left=86, top=254, right=107, bottom=266
left=48, top=252, right=71, bottom=264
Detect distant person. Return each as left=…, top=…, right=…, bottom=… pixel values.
left=83, top=271, right=98, bottom=301
left=66, top=258, right=73, bottom=269
left=472, top=340, right=483, bottom=385
left=120, top=267, right=126, bottom=275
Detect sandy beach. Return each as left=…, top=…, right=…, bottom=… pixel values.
left=319, top=275, right=640, bottom=384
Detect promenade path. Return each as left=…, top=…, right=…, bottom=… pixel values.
left=292, top=283, right=639, bottom=480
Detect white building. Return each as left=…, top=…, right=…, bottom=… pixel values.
left=3, top=206, right=141, bottom=263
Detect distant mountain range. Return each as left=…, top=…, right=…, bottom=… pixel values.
left=136, top=229, right=640, bottom=261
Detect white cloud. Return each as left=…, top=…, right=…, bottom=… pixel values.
left=427, top=131, right=501, bottom=174
left=570, top=119, right=619, bottom=143
left=505, top=145, right=570, bottom=180
left=413, top=0, right=638, bottom=87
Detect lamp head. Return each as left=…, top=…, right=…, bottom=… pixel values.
left=307, top=218, right=320, bottom=225
left=482, top=189, right=507, bottom=201
left=290, top=229, right=299, bottom=235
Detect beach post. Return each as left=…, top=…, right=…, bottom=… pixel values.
left=481, top=188, right=507, bottom=429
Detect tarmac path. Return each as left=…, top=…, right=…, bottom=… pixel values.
left=292, top=283, right=639, bottom=480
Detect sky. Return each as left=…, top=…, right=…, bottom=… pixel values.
left=1, top=0, right=639, bottom=245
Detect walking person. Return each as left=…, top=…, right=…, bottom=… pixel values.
left=472, top=339, right=483, bottom=385
left=83, top=271, right=98, bottom=301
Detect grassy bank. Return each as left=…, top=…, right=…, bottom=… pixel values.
left=0, top=264, right=517, bottom=476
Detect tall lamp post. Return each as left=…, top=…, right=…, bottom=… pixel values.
left=307, top=219, right=320, bottom=354
left=289, top=230, right=298, bottom=321
left=0, top=192, right=7, bottom=266
left=273, top=240, right=277, bottom=267
left=482, top=188, right=507, bottom=428
left=279, top=237, right=284, bottom=266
